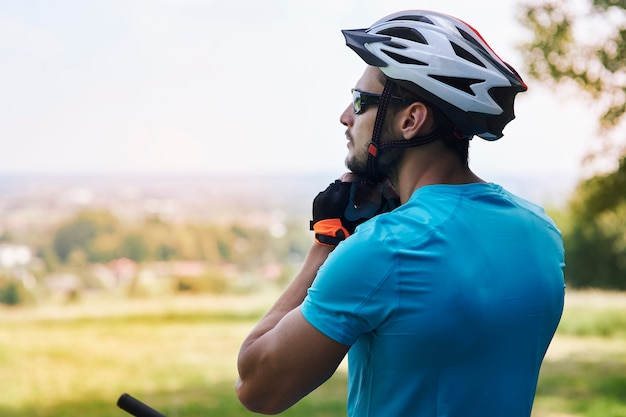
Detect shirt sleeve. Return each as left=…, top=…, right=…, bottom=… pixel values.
left=301, top=220, right=398, bottom=346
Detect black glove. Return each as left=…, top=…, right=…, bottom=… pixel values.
left=310, top=175, right=399, bottom=247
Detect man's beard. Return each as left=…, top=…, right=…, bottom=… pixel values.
left=345, top=145, right=368, bottom=177
left=345, top=129, right=404, bottom=184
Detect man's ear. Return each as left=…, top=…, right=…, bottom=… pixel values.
left=399, top=102, right=432, bottom=140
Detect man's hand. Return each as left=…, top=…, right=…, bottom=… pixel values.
left=310, top=173, right=399, bottom=247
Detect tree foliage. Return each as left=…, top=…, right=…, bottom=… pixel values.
left=519, top=0, right=626, bottom=130
left=0, top=280, right=21, bottom=305
left=519, top=0, right=626, bottom=289
left=52, top=210, right=119, bottom=263
left=561, top=154, right=626, bottom=289
left=50, top=209, right=309, bottom=268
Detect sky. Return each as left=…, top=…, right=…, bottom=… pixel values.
left=0, top=0, right=598, bottom=188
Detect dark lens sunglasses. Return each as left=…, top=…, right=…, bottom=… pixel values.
left=351, top=89, right=417, bottom=114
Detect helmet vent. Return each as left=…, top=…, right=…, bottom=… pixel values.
left=382, top=50, right=427, bottom=66
left=389, top=15, right=434, bottom=25
left=457, top=28, right=489, bottom=55
left=383, top=41, right=407, bottom=49
left=429, top=75, right=481, bottom=96
left=378, top=27, right=428, bottom=45
left=450, top=42, right=486, bottom=68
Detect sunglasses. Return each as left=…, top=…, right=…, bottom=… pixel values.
left=351, top=89, right=417, bottom=114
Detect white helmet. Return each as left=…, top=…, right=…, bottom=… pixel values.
left=342, top=10, right=527, bottom=140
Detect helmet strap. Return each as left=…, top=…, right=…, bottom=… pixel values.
left=378, top=124, right=448, bottom=151
left=366, top=79, right=395, bottom=181
left=366, top=78, right=449, bottom=181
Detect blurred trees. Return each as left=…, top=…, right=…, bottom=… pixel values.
left=48, top=209, right=309, bottom=267
left=0, top=206, right=312, bottom=305
left=520, top=0, right=626, bottom=133
left=519, top=0, right=626, bottom=288
left=0, top=280, right=21, bottom=305
left=53, top=210, right=119, bottom=263
left=563, top=155, right=626, bottom=289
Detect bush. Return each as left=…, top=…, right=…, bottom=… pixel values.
left=0, top=281, right=28, bottom=306
left=174, top=271, right=230, bottom=295
left=563, top=206, right=626, bottom=290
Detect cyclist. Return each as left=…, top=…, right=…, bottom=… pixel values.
left=236, top=10, right=565, bottom=416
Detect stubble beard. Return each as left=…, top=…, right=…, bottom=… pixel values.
left=345, top=149, right=368, bottom=177
left=345, top=129, right=404, bottom=185
left=344, top=131, right=369, bottom=176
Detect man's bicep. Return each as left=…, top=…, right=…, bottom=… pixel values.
left=271, top=307, right=350, bottom=395
left=237, top=307, right=349, bottom=414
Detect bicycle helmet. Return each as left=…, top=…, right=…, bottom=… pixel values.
left=342, top=10, right=527, bottom=140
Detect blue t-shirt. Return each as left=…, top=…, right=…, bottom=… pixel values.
left=301, top=183, right=565, bottom=417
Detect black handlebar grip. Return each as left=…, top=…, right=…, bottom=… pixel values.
left=117, top=393, right=167, bottom=417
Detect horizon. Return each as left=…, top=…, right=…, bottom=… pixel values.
left=0, top=170, right=577, bottom=208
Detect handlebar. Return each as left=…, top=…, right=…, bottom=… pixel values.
left=117, top=393, right=167, bottom=417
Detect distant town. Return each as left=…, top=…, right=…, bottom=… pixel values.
left=0, top=172, right=576, bottom=305
left=0, top=173, right=339, bottom=305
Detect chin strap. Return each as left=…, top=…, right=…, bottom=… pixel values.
left=366, top=79, right=395, bottom=182
left=378, top=124, right=448, bottom=151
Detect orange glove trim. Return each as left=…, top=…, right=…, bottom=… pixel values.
left=312, top=218, right=351, bottom=246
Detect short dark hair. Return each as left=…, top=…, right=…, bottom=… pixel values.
left=379, top=72, right=470, bottom=167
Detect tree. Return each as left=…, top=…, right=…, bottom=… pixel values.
left=519, top=0, right=626, bottom=288
left=520, top=0, right=626, bottom=133
left=0, top=281, right=21, bottom=305
left=53, top=217, right=99, bottom=263
left=52, top=210, right=119, bottom=263
left=119, top=233, right=149, bottom=262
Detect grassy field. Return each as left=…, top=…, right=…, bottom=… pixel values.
left=1, top=289, right=625, bottom=417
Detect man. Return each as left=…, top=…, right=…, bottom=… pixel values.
left=236, top=10, right=565, bottom=417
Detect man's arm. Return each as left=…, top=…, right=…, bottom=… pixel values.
left=235, top=243, right=349, bottom=414
left=235, top=173, right=397, bottom=414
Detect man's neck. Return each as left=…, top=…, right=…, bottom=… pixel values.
left=394, top=148, right=484, bottom=204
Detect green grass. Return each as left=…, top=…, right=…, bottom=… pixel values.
left=556, top=292, right=626, bottom=338
left=532, top=290, right=626, bottom=417
left=0, top=293, right=348, bottom=417
left=557, top=308, right=626, bottom=338
left=1, top=290, right=625, bottom=417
